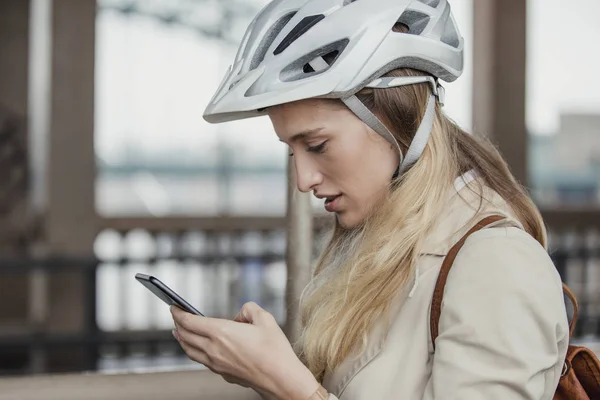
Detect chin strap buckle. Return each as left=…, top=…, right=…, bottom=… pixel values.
left=435, top=83, right=445, bottom=107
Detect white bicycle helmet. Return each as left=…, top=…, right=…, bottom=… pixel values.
left=203, top=0, right=464, bottom=173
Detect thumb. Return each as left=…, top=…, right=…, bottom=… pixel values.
left=234, top=302, right=270, bottom=325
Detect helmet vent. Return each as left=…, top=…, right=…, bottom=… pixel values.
left=416, top=0, right=440, bottom=7
left=302, top=50, right=340, bottom=73
left=273, top=15, right=326, bottom=56
left=279, top=39, right=349, bottom=82
left=440, top=19, right=460, bottom=48
left=396, top=10, right=430, bottom=35
left=250, top=12, right=297, bottom=71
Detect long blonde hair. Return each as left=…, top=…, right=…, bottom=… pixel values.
left=295, top=66, right=547, bottom=382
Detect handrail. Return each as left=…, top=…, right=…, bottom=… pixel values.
left=540, top=208, right=600, bottom=231
left=99, top=215, right=333, bottom=233
left=0, top=369, right=260, bottom=400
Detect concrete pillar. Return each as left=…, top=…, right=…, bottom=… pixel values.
left=284, top=159, right=313, bottom=343
left=472, top=0, right=528, bottom=185
left=42, top=0, right=98, bottom=371
left=0, top=1, right=30, bottom=114
left=1, top=0, right=98, bottom=373
left=45, top=0, right=97, bottom=258
left=0, top=0, right=32, bottom=372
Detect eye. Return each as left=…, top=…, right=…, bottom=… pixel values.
left=307, top=141, right=328, bottom=153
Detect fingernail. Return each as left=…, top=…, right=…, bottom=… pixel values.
left=172, top=329, right=178, bottom=340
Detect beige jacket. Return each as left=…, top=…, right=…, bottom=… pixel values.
left=318, top=178, right=570, bottom=400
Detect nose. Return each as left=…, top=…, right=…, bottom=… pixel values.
left=294, top=155, right=323, bottom=193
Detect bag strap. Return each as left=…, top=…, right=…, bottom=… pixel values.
left=430, top=214, right=506, bottom=350
left=430, top=215, right=580, bottom=348
left=562, top=282, right=578, bottom=338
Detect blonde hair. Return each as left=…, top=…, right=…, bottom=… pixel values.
left=295, top=67, right=547, bottom=382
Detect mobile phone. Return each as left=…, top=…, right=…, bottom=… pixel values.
left=135, top=273, right=204, bottom=316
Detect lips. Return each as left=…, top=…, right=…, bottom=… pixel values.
left=325, top=195, right=339, bottom=204
left=324, top=195, right=341, bottom=212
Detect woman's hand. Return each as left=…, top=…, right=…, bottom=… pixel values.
left=170, top=302, right=320, bottom=400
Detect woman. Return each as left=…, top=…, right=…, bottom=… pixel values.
left=170, top=0, right=570, bottom=399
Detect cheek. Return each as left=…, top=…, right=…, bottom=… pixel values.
left=330, top=136, right=372, bottom=174
left=342, top=139, right=397, bottom=215
left=339, top=137, right=397, bottom=190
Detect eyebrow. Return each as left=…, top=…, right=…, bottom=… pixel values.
left=279, top=127, right=325, bottom=143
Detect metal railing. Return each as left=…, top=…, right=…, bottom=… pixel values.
left=544, top=208, right=600, bottom=338
left=94, top=217, right=290, bottom=373
left=0, top=212, right=598, bottom=376
left=0, top=216, right=332, bottom=376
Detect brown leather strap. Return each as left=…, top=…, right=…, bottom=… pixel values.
left=562, top=282, right=579, bottom=338
left=430, top=214, right=506, bottom=350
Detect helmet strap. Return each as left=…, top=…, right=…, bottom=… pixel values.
left=308, top=58, right=441, bottom=178
left=342, top=91, right=437, bottom=177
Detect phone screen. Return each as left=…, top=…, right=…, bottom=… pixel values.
left=135, top=273, right=204, bottom=316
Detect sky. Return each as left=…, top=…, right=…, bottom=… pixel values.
left=527, top=0, right=600, bottom=136
left=94, top=0, right=600, bottom=165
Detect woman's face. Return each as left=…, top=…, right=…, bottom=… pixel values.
left=268, top=99, right=400, bottom=229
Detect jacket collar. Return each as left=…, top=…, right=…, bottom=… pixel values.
left=419, top=177, right=524, bottom=257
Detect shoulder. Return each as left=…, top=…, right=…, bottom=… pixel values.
left=430, top=226, right=570, bottom=398
left=440, top=225, right=568, bottom=332
left=449, top=225, right=563, bottom=293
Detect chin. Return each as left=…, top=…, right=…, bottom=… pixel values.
left=336, top=212, right=363, bottom=230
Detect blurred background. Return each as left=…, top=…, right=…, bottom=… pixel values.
left=0, top=0, right=599, bottom=398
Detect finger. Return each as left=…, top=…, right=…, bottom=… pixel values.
left=232, top=303, right=259, bottom=323
left=236, top=302, right=260, bottom=323
left=175, top=324, right=212, bottom=353
left=176, top=336, right=228, bottom=377
left=233, top=310, right=246, bottom=323
left=176, top=336, right=211, bottom=366
left=236, top=302, right=274, bottom=326
left=173, top=328, right=214, bottom=368
left=171, top=305, right=225, bottom=337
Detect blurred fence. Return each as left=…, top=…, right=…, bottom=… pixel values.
left=549, top=232, right=600, bottom=338
left=0, top=216, right=330, bottom=376
left=0, top=213, right=599, bottom=376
